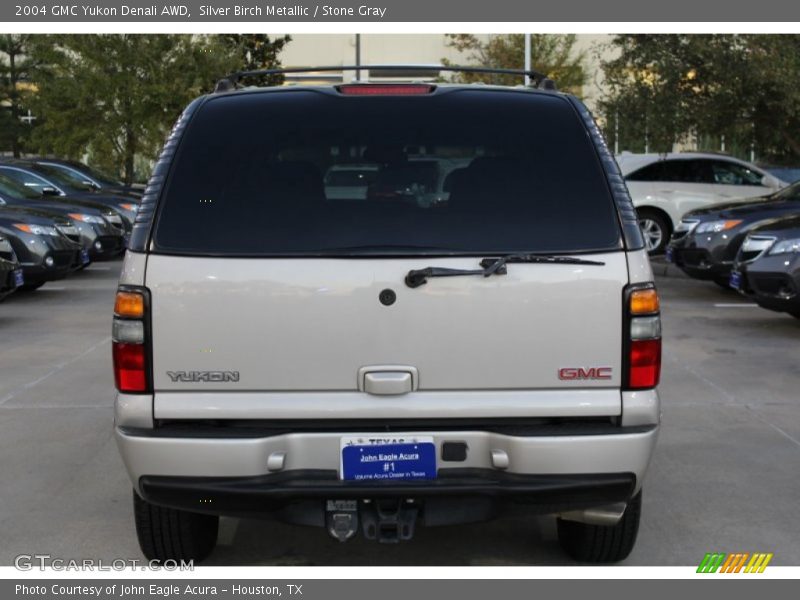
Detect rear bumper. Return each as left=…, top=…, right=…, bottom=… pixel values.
left=139, top=469, right=637, bottom=518
left=116, top=424, right=659, bottom=516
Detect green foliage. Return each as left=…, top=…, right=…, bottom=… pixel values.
left=600, top=35, right=800, bottom=164
left=442, top=34, right=587, bottom=95
left=1, top=34, right=291, bottom=183
left=0, top=35, right=41, bottom=157
left=219, top=34, right=292, bottom=86
left=26, top=35, right=241, bottom=183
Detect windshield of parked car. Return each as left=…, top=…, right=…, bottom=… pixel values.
left=771, top=180, right=800, bottom=201
left=0, top=173, right=45, bottom=200
left=32, top=164, right=94, bottom=192
left=154, top=89, right=622, bottom=256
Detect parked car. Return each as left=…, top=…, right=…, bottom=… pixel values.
left=665, top=180, right=800, bottom=287
left=617, top=152, right=788, bottom=254
left=0, top=235, right=24, bottom=301
left=730, top=215, right=800, bottom=319
left=0, top=160, right=137, bottom=231
left=27, top=157, right=143, bottom=199
left=0, top=208, right=86, bottom=289
left=0, top=173, right=125, bottom=260
left=114, top=71, right=661, bottom=564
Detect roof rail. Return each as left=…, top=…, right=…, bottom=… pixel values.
left=213, top=65, right=556, bottom=93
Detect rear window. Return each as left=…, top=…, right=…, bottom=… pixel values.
left=153, top=89, right=621, bottom=256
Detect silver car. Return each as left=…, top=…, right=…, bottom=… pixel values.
left=113, top=68, right=661, bottom=564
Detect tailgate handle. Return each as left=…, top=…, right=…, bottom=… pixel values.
left=359, top=367, right=417, bottom=396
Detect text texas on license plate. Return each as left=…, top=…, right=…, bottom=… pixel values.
left=341, top=436, right=436, bottom=481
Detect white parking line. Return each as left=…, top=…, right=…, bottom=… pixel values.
left=714, top=303, right=759, bottom=308
left=0, top=337, right=111, bottom=407
left=38, top=287, right=66, bottom=291
left=84, top=266, right=112, bottom=271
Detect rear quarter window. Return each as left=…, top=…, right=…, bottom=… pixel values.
left=153, top=89, right=622, bottom=256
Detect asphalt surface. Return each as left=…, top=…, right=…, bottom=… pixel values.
left=1, top=258, right=798, bottom=566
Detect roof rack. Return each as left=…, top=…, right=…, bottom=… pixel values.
left=213, top=65, right=557, bottom=93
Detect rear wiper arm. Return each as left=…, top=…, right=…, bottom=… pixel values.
left=405, top=254, right=605, bottom=288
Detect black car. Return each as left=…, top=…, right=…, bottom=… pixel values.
left=0, top=160, right=137, bottom=232
left=0, top=234, right=24, bottom=300
left=0, top=173, right=125, bottom=260
left=730, top=215, right=800, bottom=319
left=666, top=180, right=800, bottom=286
left=0, top=208, right=86, bottom=289
left=28, top=157, right=143, bottom=199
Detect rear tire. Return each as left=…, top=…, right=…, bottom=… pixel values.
left=133, top=490, right=219, bottom=563
left=19, top=282, right=45, bottom=291
left=790, top=311, right=800, bottom=320
left=557, top=491, right=642, bottom=563
left=637, top=209, right=671, bottom=256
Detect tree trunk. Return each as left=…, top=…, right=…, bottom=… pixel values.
left=9, top=51, right=20, bottom=158
left=124, top=127, right=136, bottom=186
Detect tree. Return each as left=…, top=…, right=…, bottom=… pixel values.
left=0, top=35, right=40, bottom=157
left=26, top=35, right=241, bottom=184
left=219, top=34, right=292, bottom=86
left=600, top=35, right=800, bottom=164
left=442, top=34, right=587, bottom=94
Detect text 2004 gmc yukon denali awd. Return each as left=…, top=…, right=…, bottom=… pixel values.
left=112, top=66, right=661, bottom=564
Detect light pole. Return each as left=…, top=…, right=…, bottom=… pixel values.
left=524, top=33, right=531, bottom=86
left=355, top=34, right=361, bottom=81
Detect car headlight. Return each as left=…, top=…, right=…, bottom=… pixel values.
left=768, top=237, right=800, bottom=255
left=675, top=218, right=700, bottom=234
left=13, top=223, right=60, bottom=236
left=695, top=219, right=743, bottom=234
left=68, top=213, right=106, bottom=224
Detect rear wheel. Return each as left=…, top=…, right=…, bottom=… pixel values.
left=638, top=210, right=671, bottom=255
left=18, top=282, right=45, bottom=292
left=713, top=278, right=734, bottom=290
left=557, top=491, right=642, bottom=563
left=133, top=490, right=219, bottom=563
left=790, top=311, right=800, bottom=319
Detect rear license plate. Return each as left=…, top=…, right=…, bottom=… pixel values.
left=13, top=269, right=23, bottom=288
left=729, top=270, right=742, bottom=290
left=80, top=249, right=90, bottom=265
left=340, top=436, right=436, bottom=481
left=665, top=247, right=674, bottom=263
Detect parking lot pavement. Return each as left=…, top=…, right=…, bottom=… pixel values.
left=1, top=261, right=798, bottom=566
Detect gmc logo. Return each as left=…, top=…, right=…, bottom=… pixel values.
left=558, top=367, right=613, bottom=380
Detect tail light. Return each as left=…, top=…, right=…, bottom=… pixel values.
left=624, top=285, right=662, bottom=390
left=112, top=287, right=150, bottom=393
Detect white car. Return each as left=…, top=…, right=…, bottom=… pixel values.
left=616, top=152, right=788, bottom=254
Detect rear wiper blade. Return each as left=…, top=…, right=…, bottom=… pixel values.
left=405, top=253, right=605, bottom=288
left=478, top=253, right=606, bottom=272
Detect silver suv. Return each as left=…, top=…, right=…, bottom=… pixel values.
left=112, top=66, right=661, bottom=564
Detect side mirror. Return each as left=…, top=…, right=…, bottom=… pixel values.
left=41, top=186, right=60, bottom=196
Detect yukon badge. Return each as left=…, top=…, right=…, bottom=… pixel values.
left=558, top=367, right=612, bottom=381
left=167, top=371, right=240, bottom=383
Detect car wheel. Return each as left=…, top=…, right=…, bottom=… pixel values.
left=133, top=490, right=219, bottom=563
left=712, top=278, right=735, bottom=290
left=18, top=282, right=45, bottom=292
left=557, top=491, right=642, bottom=563
left=638, top=210, right=670, bottom=255
left=790, top=311, right=800, bottom=320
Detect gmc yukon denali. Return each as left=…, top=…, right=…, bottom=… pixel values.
left=112, top=66, right=661, bottom=564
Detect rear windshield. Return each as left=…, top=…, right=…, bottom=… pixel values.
left=153, top=89, right=621, bottom=256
